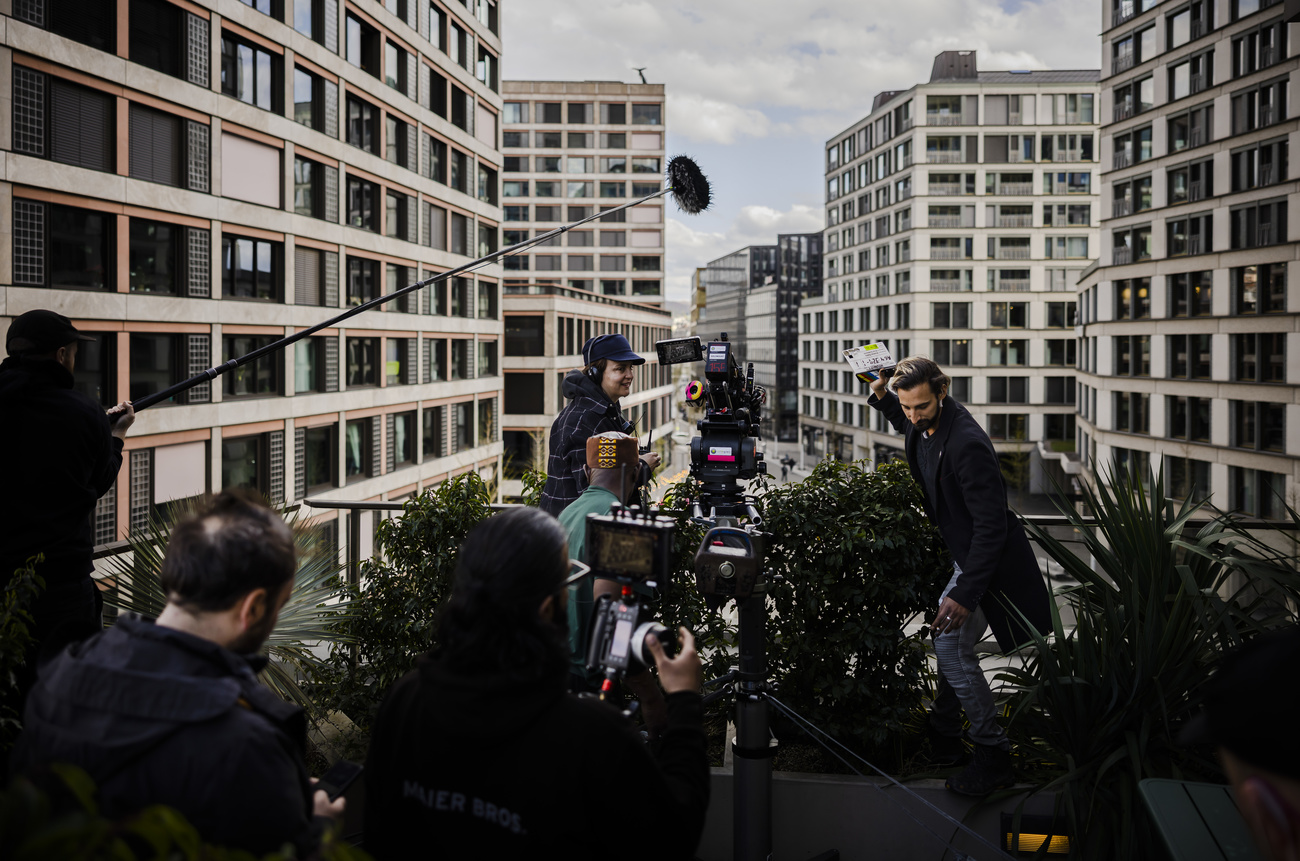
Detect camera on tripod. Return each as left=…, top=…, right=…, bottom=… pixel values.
left=656, top=335, right=766, bottom=516
left=583, top=508, right=677, bottom=685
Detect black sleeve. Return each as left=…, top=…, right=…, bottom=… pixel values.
left=866, top=389, right=909, bottom=435
left=944, top=432, right=1010, bottom=612
left=86, top=407, right=122, bottom=499
left=625, top=692, right=711, bottom=859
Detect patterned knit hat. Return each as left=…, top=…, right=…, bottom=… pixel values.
left=585, top=431, right=640, bottom=470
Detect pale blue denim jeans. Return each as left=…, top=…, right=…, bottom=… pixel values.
left=929, top=564, right=1010, bottom=750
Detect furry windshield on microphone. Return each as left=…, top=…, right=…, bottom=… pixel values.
left=667, top=155, right=711, bottom=215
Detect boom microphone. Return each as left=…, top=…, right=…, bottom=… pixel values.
left=132, top=156, right=712, bottom=410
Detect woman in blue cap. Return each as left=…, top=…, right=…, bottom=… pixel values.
left=539, top=333, right=661, bottom=516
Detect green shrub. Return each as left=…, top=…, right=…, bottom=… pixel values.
left=0, top=764, right=369, bottom=860
left=311, top=472, right=494, bottom=732
left=761, top=458, right=948, bottom=763
left=1003, top=467, right=1300, bottom=859
left=1, top=558, right=43, bottom=755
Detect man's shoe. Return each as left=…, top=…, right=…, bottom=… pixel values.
left=945, top=743, right=1015, bottom=796
left=924, top=727, right=969, bottom=767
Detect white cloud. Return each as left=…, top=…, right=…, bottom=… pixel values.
left=667, top=93, right=775, bottom=145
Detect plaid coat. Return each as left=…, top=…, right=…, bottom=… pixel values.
left=539, top=370, right=633, bottom=517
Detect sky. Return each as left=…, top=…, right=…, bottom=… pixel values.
left=501, top=1, right=1103, bottom=306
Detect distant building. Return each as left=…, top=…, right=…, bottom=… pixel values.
left=1074, top=0, right=1300, bottom=515
left=497, top=80, right=674, bottom=498
left=802, top=51, right=1101, bottom=489
left=775, top=233, right=824, bottom=440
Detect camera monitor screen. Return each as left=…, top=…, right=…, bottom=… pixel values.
left=588, top=522, right=655, bottom=580
left=656, top=337, right=704, bottom=366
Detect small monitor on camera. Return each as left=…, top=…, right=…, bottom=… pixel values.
left=656, top=337, right=704, bottom=366
left=585, top=510, right=675, bottom=591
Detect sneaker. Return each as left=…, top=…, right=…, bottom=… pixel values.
left=924, top=726, right=969, bottom=767
left=945, top=743, right=1015, bottom=796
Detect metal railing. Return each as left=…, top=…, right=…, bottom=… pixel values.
left=927, top=151, right=965, bottom=163
left=1190, top=73, right=1207, bottom=94
left=1113, top=246, right=1133, bottom=265
left=901, top=154, right=914, bottom=168
left=897, top=249, right=912, bottom=263
left=1008, top=151, right=1026, bottom=163
left=928, top=113, right=974, bottom=126
left=1114, top=150, right=1133, bottom=169
left=999, top=183, right=1034, bottom=195
left=900, top=117, right=914, bottom=132
left=928, top=182, right=963, bottom=195
left=1113, top=5, right=1135, bottom=26
left=1187, top=234, right=1204, bottom=255
left=1113, top=102, right=1134, bottom=122
left=995, top=247, right=1033, bottom=260
left=930, top=248, right=968, bottom=260
left=997, top=215, right=1034, bottom=227
left=929, top=215, right=962, bottom=228
left=1008, top=111, right=1022, bottom=125
left=929, top=279, right=968, bottom=292
left=1189, top=180, right=1206, bottom=201
left=996, top=279, right=1032, bottom=291
left=1113, top=198, right=1133, bottom=217
left=1113, top=51, right=1135, bottom=73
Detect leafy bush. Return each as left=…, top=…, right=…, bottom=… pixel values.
left=103, top=498, right=352, bottom=723
left=761, top=458, right=948, bottom=763
left=311, top=473, right=494, bottom=732
left=1003, top=467, right=1300, bottom=859
left=1, top=558, right=43, bottom=755
left=0, top=764, right=369, bottom=860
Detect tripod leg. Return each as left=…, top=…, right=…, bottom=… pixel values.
left=733, top=593, right=773, bottom=861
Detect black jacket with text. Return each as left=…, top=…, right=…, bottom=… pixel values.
left=869, top=390, right=1051, bottom=651
left=13, top=617, right=323, bottom=856
left=363, top=654, right=710, bottom=860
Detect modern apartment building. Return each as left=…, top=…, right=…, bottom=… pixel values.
left=775, top=233, right=824, bottom=441
left=800, top=51, right=1101, bottom=490
left=499, top=80, right=667, bottom=304
left=497, top=80, right=674, bottom=498
left=1, top=0, right=505, bottom=552
left=1076, top=0, right=1300, bottom=515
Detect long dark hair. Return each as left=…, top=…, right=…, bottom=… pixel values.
left=435, top=507, right=571, bottom=682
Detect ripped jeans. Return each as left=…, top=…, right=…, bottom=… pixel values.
left=930, top=564, right=1009, bottom=750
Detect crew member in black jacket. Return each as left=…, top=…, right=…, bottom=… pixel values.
left=868, top=356, right=1050, bottom=795
left=539, top=333, right=660, bottom=516
left=363, top=506, right=709, bottom=860
left=0, top=310, right=134, bottom=702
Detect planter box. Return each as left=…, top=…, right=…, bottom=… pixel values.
left=697, top=766, right=1060, bottom=861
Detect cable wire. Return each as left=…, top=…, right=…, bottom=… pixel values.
left=765, top=694, right=1014, bottom=861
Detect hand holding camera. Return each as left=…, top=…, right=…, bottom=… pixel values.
left=646, top=627, right=702, bottom=695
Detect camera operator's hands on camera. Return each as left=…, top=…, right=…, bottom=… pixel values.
left=646, top=627, right=702, bottom=694
left=309, top=779, right=346, bottom=820
left=931, top=596, right=971, bottom=636
left=639, top=450, right=661, bottom=472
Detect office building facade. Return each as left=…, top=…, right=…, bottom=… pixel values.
left=2, top=0, right=505, bottom=550
left=1076, top=0, right=1300, bottom=514
left=801, top=51, right=1101, bottom=489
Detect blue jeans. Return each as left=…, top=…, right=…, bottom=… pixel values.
left=930, top=565, right=1009, bottom=750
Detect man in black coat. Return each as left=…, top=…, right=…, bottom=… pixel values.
left=868, top=356, right=1050, bottom=795
left=13, top=492, right=345, bottom=855
left=0, top=310, right=134, bottom=702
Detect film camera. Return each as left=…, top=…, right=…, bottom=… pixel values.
left=583, top=508, right=677, bottom=688
left=656, top=334, right=766, bottom=515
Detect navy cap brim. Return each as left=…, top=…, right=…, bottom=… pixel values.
left=604, top=350, right=645, bottom=365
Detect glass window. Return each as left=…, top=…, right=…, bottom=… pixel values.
left=223, top=335, right=279, bottom=397
left=222, top=236, right=279, bottom=301
left=129, top=219, right=179, bottom=294
left=346, top=337, right=378, bottom=387
left=221, top=34, right=277, bottom=111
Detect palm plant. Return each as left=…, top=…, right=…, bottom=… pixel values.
left=102, top=498, right=353, bottom=723
left=1001, top=466, right=1300, bottom=859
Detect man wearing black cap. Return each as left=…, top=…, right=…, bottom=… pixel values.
left=0, top=310, right=134, bottom=697
left=1184, top=626, right=1300, bottom=861
left=539, top=333, right=661, bottom=516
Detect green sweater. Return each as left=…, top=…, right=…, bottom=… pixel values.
left=557, top=485, right=619, bottom=681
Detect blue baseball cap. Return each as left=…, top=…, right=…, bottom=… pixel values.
left=582, top=333, right=644, bottom=366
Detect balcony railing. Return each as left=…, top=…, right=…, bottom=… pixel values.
left=1113, top=198, right=1132, bottom=217
left=1187, top=234, right=1204, bottom=255
left=1113, top=246, right=1133, bottom=265
left=996, top=215, right=1034, bottom=227
left=1113, top=51, right=1136, bottom=73
left=898, top=186, right=914, bottom=200
left=896, top=218, right=913, bottom=232
left=1113, top=6, right=1135, bottom=26
left=998, top=183, right=1034, bottom=195
left=1188, top=180, right=1205, bottom=201
left=1065, top=111, right=1082, bottom=124
left=929, top=215, right=962, bottom=228
left=996, top=279, right=1032, bottom=291
left=1190, top=73, right=1207, bottom=94
left=1114, top=150, right=1133, bottom=169
left=995, top=247, right=1032, bottom=260
left=897, top=249, right=912, bottom=263
left=1258, top=224, right=1277, bottom=246
left=900, top=117, right=914, bottom=132
left=1053, top=151, right=1083, bottom=162
left=1261, top=164, right=1277, bottom=185
left=1008, top=151, right=1026, bottom=163
left=928, top=113, right=974, bottom=126
left=929, top=279, right=968, bottom=292
left=1260, top=104, right=1277, bottom=126
left=929, top=182, right=963, bottom=195
left=1260, top=45, right=1278, bottom=67
left=927, top=151, right=965, bottom=163
left=1190, top=17, right=1205, bottom=39
left=901, top=154, right=914, bottom=168
left=931, top=248, right=968, bottom=260
left=1008, top=111, right=1022, bottom=125
left=1113, top=102, right=1134, bottom=122
left=896, top=280, right=912, bottom=294
left=1189, top=126, right=1206, bottom=147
